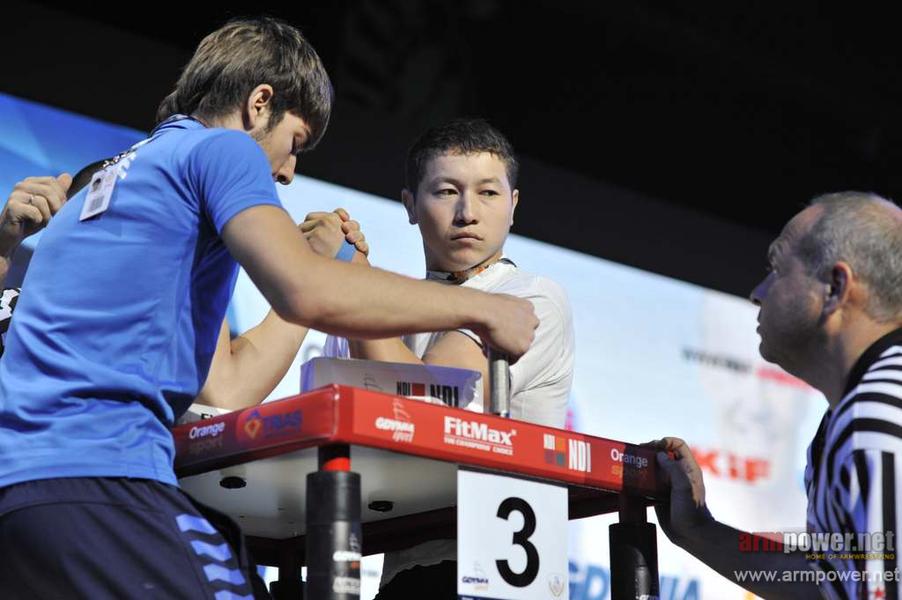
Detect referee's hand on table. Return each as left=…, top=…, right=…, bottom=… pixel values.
left=646, top=436, right=714, bottom=546
left=1, top=174, right=72, bottom=255
left=300, top=208, right=369, bottom=259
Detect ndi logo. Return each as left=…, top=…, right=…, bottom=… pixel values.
left=568, top=439, right=592, bottom=473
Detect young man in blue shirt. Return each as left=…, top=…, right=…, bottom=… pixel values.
left=0, top=17, right=537, bottom=598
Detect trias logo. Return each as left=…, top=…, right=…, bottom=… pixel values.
left=443, top=416, right=516, bottom=456
left=240, top=408, right=302, bottom=440
left=375, top=399, right=415, bottom=443
left=397, top=381, right=460, bottom=406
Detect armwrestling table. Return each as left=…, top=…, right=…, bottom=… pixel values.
left=172, top=385, right=664, bottom=600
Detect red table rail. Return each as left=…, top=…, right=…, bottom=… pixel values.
left=174, top=384, right=663, bottom=496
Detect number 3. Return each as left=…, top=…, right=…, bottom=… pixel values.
left=495, top=497, right=540, bottom=587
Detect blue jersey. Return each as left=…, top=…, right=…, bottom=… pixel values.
left=0, top=118, right=282, bottom=487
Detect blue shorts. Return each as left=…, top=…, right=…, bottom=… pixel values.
left=0, top=477, right=267, bottom=599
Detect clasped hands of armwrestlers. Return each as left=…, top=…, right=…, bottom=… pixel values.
left=301, top=207, right=368, bottom=259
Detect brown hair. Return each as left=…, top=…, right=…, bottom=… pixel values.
left=156, top=17, right=332, bottom=150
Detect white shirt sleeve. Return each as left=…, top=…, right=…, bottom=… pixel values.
left=508, top=280, right=574, bottom=428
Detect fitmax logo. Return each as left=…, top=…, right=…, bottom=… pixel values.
left=444, top=417, right=516, bottom=445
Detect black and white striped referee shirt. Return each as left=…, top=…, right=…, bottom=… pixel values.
left=806, top=328, right=902, bottom=600
left=0, top=287, right=20, bottom=358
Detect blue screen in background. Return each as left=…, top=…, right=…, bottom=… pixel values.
left=0, top=93, right=146, bottom=284
left=0, top=92, right=145, bottom=209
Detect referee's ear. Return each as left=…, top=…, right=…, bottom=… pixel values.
left=823, top=261, right=853, bottom=316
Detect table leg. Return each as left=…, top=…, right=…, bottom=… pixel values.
left=609, top=495, right=659, bottom=600
left=306, top=444, right=362, bottom=600
left=270, top=541, right=303, bottom=600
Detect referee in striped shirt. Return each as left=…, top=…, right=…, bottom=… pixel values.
left=653, top=192, right=902, bottom=599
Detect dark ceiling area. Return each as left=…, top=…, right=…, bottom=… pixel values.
left=5, top=1, right=900, bottom=296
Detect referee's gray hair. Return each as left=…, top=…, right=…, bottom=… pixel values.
left=797, top=191, right=902, bottom=322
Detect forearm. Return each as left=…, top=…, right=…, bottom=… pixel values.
left=344, top=252, right=425, bottom=364
left=266, top=257, right=491, bottom=340
left=676, top=517, right=820, bottom=599
left=198, top=312, right=308, bottom=410
left=225, top=208, right=503, bottom=344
